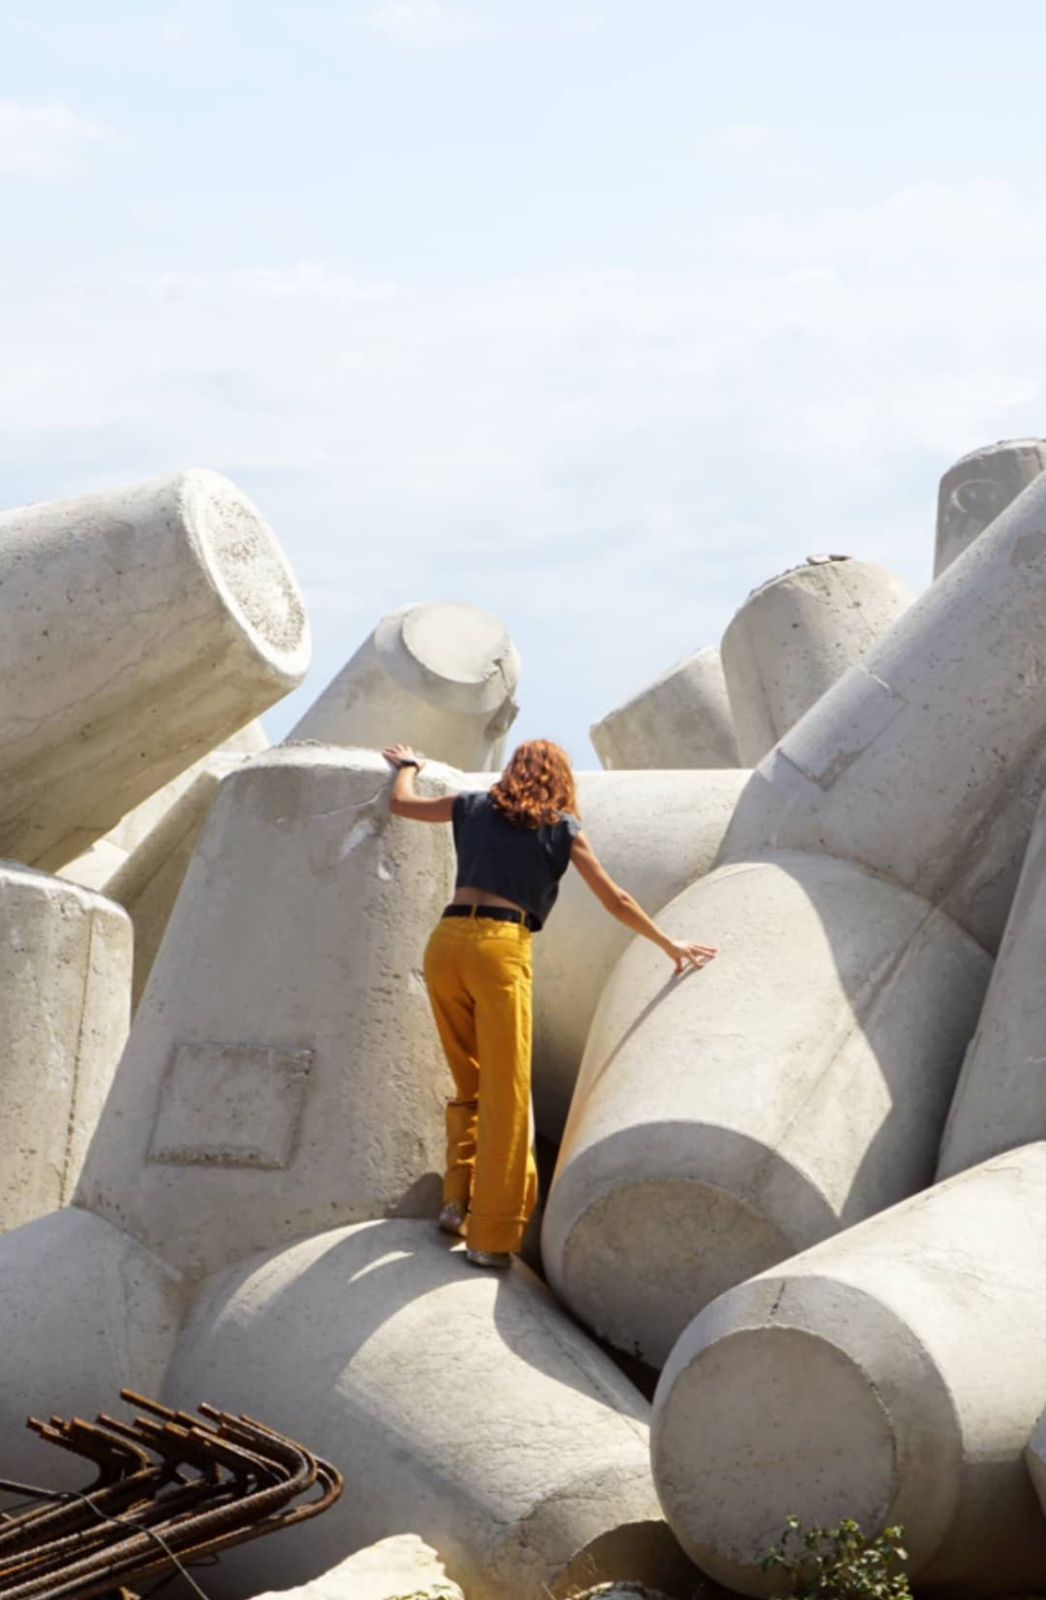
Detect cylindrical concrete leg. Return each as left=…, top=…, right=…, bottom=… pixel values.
left=0, top=865, right=132, bottom=1232
left=290, top=603, right=519, bottom=770
left=532, top=768, right=748, bottom=1141
left=938, top=782, right=1046, bottom=1179
left=542, top=853, right=989, bottom=1366
left=720, top=556, right=914, bottom=765
left=651, top=1146, right=1046, bottom=1598
left=723, top=474, right=1046, bottom=954
left=0, top=1207, right=183, bottom=1489
left=165, top=1219, right=697, bottom=1600
left=76, top=748, right=460, bottom=1279
left=0, top=472, right=308, bottom=871
left=61, top=725, right=270, bottom=1009
left=108, top=717, right=269, bottom=857
left=589, top=647, right=740, bottom=770
left=935, top=438, right=1046, bottom=576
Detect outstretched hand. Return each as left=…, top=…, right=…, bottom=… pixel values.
left=382, top=743, right=424, bottom=770
left=665, top=940, right=717, bottom=974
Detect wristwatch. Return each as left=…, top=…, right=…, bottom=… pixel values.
left=396, top=758, right=421, bottom=770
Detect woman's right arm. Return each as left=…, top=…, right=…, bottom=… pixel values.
left=570, top=831, right=717, bottom=973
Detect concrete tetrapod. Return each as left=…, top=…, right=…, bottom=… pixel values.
left=651, top=1146, right=1046, bottom=1598
left=935, top=438, right=1046, bottom=576
left=76, top=748, right=457, bottom=1280
left=0, top=472, right=308, bottom=871
left=0, top=864, right=132, bottom=1233
left=544, top=479, right=1046, bottom=1363
left=720, top=556, right=914, bottom=766
left=589, top=648, right=740, bottom=770
left=937, top=783, right=1046, bottom=1179
left=0, top=1207, right=183, bottom=1490
left=165, top=1219, right=696, bottom=1600
left=531, top=768, right=748, bottom=1141
left=542, top=852, right=989, bottom=1365
left=724, top=473, right=1046, bottom=953
left=291, top=602, right=519, bottom=770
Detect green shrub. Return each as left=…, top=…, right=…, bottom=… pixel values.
left=761, top=1516, right=912, bottom=1599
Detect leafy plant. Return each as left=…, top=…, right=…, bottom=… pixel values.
left=761, top=1516, right=912, bottom=1599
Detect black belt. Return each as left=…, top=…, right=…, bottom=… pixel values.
left=443, top=904, right=535, bottom=930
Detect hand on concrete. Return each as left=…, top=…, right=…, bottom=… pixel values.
left=666, top=940, right=717, bottom=974
left=382, top=744, right=425, bottom=770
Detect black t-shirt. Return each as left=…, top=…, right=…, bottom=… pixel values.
left=451, top=791, right=580, bottom=931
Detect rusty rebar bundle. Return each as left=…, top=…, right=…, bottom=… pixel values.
left=0, top=1389, right=342, bottom=1600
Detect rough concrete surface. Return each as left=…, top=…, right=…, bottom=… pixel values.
left=76, top=747, right=459, bottom=1278
left=531, top=767, right=748, bottom=1140
left=721, top=556, right=914, bottom=766
left=542, top=852, right=989, bottom=1364
left=0, top=863, right=133, bottom=1233
left=935, top=438, right=1046, bottom=575
left=544, top=474, right=1046, bottom=1365
left=938, top=781, right=1046, bottom=1180
left=651, top=1145, right=1046, bottom=1598
left=105, top=750, right=258, bottom=1009
left=244, top=1535, right=465, bottom=1600
left=165, top=1219, right=696, bottom=1600
left=0, top=1206, right=183, bottom=1491
left=725, top=473, right=1046, bottom=954
left=590, top=647, right=740, bottom=770
left=291, top=602, right=519, bottom=771
left=61, top=718, right=270, bottom=891
left=0, top=471, right=308, bottom=871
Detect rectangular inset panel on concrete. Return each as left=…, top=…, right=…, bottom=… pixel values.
left=149, top=1042, right=314, bottom=1168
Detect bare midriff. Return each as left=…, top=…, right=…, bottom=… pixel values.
left=451, top=885, right=528, bottom=914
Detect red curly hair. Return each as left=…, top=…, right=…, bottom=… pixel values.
left=490, top=740, right=578, bottom=829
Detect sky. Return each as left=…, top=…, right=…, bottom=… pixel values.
left=4, top=0, right=1046, bottom=762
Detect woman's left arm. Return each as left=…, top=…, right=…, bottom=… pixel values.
left=382, top=744, right=455, bottom=823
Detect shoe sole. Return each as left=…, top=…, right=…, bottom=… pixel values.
left=466, top=1250, right=511, bottom=1269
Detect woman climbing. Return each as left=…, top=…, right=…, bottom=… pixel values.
left=383, top=738, right=717, bottom=1269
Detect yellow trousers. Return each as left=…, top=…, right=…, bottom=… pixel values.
left=423, top=913, right=538, bottom=1255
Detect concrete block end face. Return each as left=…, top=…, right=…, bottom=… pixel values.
left=547, top=1518, right=700, bottom=1600
left=936, top=439, right=1046, bottom=577
left=544, top=853, right=988, bottom=1366
left=543, top=1165, right=801, bottom=1369
left=289, top=605, right=518, bottom=769
left=378, top=601, right=521, bottom=714
left=177, top=468, right=311, bottom=687
left=650, top=1280, right=961, bottom=1595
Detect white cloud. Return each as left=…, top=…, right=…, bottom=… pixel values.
left=4, top=176, right=1046, bottom=753
left=0, top=100, right=115, bottom=175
